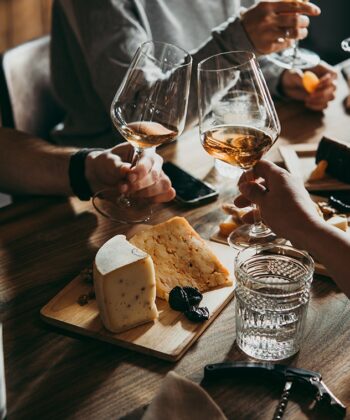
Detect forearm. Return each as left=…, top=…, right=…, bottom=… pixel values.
left=295, top=220, right=350, bottom=298
left=0, top=128, right=77, bottom=196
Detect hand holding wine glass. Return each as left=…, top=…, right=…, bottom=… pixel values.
left=198, top=51, right=283, bottom=248
left=268, top=0, right=321, bottom=70
left=93, top=41, right=192, bottom=223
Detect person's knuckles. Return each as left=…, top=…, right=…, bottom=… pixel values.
left=296, top=27, right=308, bottom=40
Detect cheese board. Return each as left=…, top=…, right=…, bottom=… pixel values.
left=279, top=143, right=350, bottom=192
left=41, top=234, right=236, bottom=362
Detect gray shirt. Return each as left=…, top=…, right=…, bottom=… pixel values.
left=51, top=0, right=283, bottom=147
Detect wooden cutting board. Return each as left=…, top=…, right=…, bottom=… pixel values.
left=41, top=238, right=236, bottom=362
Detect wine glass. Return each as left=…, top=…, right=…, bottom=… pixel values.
left=198, top=51, right=283, bottom=249
left=342, top=37, right=350, bottom=52
left=268, top=0, right=320, bottom=70
left=93, top=41, right=192, bottom=223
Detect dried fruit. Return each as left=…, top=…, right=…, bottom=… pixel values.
left=302, top=71, right=320, bottom=94
left=169, top=286, right=203, bottom=313
left=169, top=286, right=190, bottom=311
left=78, top=294, right=89, bottom=306
left=81, top=268, right=93, bottom=284
left=183, top=287, right=203, bottom=306
left=184, top=307, right=210, bottom=322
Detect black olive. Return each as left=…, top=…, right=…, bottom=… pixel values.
left=183, top=286, right=203, bottom=306
left=184, top=306, right=210, bottom=322
left=169, top=286, right=190, bottom=311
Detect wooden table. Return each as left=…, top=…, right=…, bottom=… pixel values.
left=2, top=64, right=350, bottom=420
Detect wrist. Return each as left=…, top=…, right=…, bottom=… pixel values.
left=291, top=217, right=329, bottom=253
left=69, top=148, right=104, bottom=200
left=84, top=150, right=105, bottom=196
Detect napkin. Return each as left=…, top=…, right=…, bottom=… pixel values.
left=142, top=371, right=227, bottom=420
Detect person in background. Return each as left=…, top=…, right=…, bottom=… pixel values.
left=235, top=160, right=350, bottom=299
left=0, top=128, right=175, bottom=202
left=50, top=0, right=337, bottom=148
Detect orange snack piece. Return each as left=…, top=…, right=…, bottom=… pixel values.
left=308, top=160, right=328, bottom=181
left=302, top=71, right=320, bottom=94
left=219, top=220, right=239, bottom=236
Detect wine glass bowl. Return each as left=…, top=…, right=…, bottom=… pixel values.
left=93, top=41, right=192, bottom=224
left=198, top=51, right=283, bottom=248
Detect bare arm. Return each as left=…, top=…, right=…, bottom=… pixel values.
left=0, top=128, right=76, bottom=195
left=0, top=128, right=175, bottom=202
left=235, top=160, right=350, bottom=298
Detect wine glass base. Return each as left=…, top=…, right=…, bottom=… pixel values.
left=92, top=190, right=152, bottom=224
left=228, top=224, right=287, bottom=250
left=268, top=48, right=320, bottom=70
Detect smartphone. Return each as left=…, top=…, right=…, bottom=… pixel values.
left=162, top=161, right=218, bottom=206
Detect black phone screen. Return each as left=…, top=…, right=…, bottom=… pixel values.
left=163, top=162, right=217, bottom=202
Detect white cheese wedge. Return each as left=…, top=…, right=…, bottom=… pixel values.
left=93, top=235, right=158, bottom=333
left=326, top=215, right=348, bottom=232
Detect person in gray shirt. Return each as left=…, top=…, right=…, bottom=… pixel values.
left=50, top=0, right=337, bottom=148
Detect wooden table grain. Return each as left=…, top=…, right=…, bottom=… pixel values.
left=2, top=63, right=350, bottom=420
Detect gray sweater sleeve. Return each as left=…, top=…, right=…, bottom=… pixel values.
left=60, top=0, right=283, bottom=129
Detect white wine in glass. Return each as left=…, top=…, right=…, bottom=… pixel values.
left=198, top=51, right=284, bottom=249
left=269, top=0, right=320, bottom=69
left=93, top=41, right=192, bottom=223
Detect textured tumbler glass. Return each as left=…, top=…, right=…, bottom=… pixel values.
left=235, top=244, right=314, bottom=361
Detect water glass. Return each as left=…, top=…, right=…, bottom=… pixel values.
left=234, top=244, right=314, bottom=361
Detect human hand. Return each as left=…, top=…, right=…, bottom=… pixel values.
left=241, top=1, right=320, bottom=55
left=85, top=143, right=176, bottom=203
left=234, top=160, right=323, bottom=247
left=280, top=62, right=338, bottom=111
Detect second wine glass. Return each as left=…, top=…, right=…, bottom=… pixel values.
left=268, top=0, right=320, bottom=70
left=198, top=51, right=283, bottom=249
left=93, top=41, right=192, bottom=223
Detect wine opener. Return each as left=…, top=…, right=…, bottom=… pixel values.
left=204, top=362, right=346, bottom=419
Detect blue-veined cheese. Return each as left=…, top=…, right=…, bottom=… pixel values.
left=93, top=235, right=158, bottom=333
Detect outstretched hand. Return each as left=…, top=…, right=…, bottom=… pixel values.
left=242, top=1, right=320, bottom=55
left=85, top=143, right=175, bottom=203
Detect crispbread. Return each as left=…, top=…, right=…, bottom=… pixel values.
left=130, top=217, right=232, bottom=299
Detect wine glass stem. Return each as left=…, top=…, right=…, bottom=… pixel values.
left=245, top=168, right=269, bottom=236
left=130, top=147, right=143, bottom=169
left=292, top=40, right=299, bottom=67
left=251, top=205, right=266, bottom=235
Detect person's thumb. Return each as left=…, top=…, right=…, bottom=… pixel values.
left=239, top=181, right=266, bottom=205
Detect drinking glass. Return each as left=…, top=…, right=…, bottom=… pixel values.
left=93, top=41, right=192, bottom=223
left=342, top=37, right=350, bottom=52
left=198, top=51, right=282, bottom=249
left=235, top=244, right=314, bottom=360
left=268, top=0, right=320, bottom=70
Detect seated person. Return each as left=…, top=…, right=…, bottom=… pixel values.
left=0, top=128, right=175, bottom=203
left=235, top=160, right=350, bottom=299
left=50, top=0, right=336, bottom=147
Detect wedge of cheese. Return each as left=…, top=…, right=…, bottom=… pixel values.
left=326, top=215, right=348, bottom=232
left=93, top=235, right=158, bottom=333
left=130, top=217, right=232, bottom=299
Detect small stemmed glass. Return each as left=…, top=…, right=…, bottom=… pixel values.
left=198, top=51, right=283, bottom=249
left=269, top=0, right=320, bottom=70
left=342, top=37, right=350, bottom=52
left=92, top=41, right=192, bottom=223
